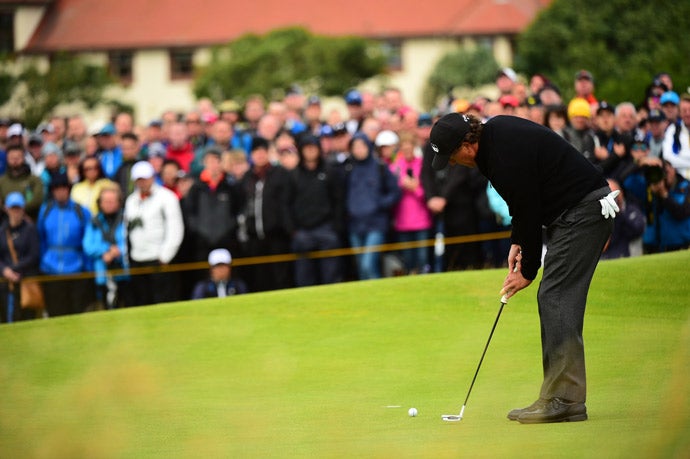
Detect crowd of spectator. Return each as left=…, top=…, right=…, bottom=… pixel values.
left=1, top=68, right=689, bottom=322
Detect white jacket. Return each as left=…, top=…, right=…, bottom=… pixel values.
left=124, top=183, right=184, bottom=264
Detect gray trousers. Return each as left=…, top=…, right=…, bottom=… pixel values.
left=537, top=187, right=613, bottom=403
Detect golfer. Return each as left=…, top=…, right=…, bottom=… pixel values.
left=430, top=113, right=618, bottom=424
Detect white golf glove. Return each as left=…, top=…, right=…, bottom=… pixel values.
left=599, top=190, right=620, bottom=219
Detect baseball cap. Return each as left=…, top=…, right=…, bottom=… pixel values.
left=42, top=142, right=61, bottom=157
left=147, top=141, right=167, bottom=159
left=660, top=91, right=680, bottom=106
left=306, top=95, right=321, bottom=106
left=375, top=130, right=399, bottom=147
left=345, top=89, right=362, bottom=106
left=7, top=123, right=24, bottom=138
left=218, top=99, right=241, bottom=113
left=498, top=95, right=519, bottom=108
left=298, top=134, right=320, bottom=149
left=208, top=248, right=232, bottom=266
left=62, top=140, right=83, bottom=156
left=647, top=109, right=666, bottom=122
left=28, top=133, right=44, bottom=145
left=37, top=122, right=54, bottom=134
left=429, top=113, right=472, bottom=170
left=130, top=161, right=155, bottom=180
left=497, top=68, right=517, bottom=83
left=596, top=101, right=615, bottom=115
left=5, top=192, right=25, bottom=209
left=575, top=70, right=594, bottom=82
left=417, top=113, right=433, bottom=127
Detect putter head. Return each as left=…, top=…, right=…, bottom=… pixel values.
left=441, top=405, right=465, bottom=422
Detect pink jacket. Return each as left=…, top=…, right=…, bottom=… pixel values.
left=390, top=156, right=432, bottom=231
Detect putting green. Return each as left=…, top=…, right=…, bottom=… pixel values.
left=0, top=251, right=688, bottom=458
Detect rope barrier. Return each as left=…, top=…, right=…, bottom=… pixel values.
left=2, top=230, right=511, bottom=284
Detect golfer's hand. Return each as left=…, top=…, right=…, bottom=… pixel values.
left=500, top=245, right=531, bottom=300
left=599, top=190, right=620, bottom=219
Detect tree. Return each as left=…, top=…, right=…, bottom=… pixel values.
left=2, top=53, right=113, bottom=128
left=422, top=47, right=500, bottom=110
left=516, top=0, right=690, bottom=104
left=194, top=27, right=386, bottom=103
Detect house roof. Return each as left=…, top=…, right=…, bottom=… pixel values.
left=23, top=0, right=550, bottom=53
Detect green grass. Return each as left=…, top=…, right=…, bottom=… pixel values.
left=1, top=251, right=688, bottom=458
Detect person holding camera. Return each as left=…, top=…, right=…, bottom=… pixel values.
left=623, top=135, right=690, bottom=253
left=641, top=159, right=690, bottom=253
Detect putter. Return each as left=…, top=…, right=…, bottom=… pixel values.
left=442, top=294, right=508, bottom=422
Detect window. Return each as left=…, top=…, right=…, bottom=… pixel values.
left=0, top=11, right=14, bottom=54
left=381, top=41, right=402, bottom=71
left=109, top=51, right=133, bottom=83
left=170, top=49, right=194, bottom=80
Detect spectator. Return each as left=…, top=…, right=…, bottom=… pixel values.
left=374, top=130, right=399, bottom=165
left=37, top=174, right=92, bottom=316
left=92, top=122, right=123, bottom=179
left=0, top=192, right=41, bottom=323
left=420, top=139, right=487, bottom=271
left=66, top=115, right=88, bottom=144
left=25, top=133, right=45, bottom=176
left=344, top=89, right=365, bottom=134
left=641, top=160, right=690, bottom=253
left=70, top=156, right=115, bottom=215
left=147, top=141, right=167, bottom=183
left=83, top=185, right=132, bottom=309
left=303, top=95, right=326, bottom=137
left=277, top=144, right=300, bottom=171
left=39, top=142, right=65, bottom=199
left=288, top=134, right=344, bottom=287
left=166, top=122, right=195, bottom=174
left=222, top=149, right=250, bottom=183
left=390, top=130, right=432, bottom=274
left=113, top=132, right=141, bottom=196
left=565, top=98, right=597, bottom=162
left=237, top=136, right=293, bottom=292
left=646, top=109, right=667, bottom=159
left=593, top=101, right=632, bottom=181
left=160, top=159, right=193, bottom=199
left=124, top=161, right=184, bottom=305
left=343, top=132, right=401, bottom=280
left=0, top=144, right=44, bottom=221
left=496, top=68, right=518, bottom=97
left=544, top=104, right=569, bottom=138
left=62, top=140, right=83, bottom=185
left=601, top=178, right=645, bottom=260
left=191, top=248, right=248, bottom=299
left=181, top=146, right=243, bottom=267
left=663, top=93, right=690, bottom=177
left=573, top=69, right=597, bottom=108
left=659, top=91, right=680, bottom=124
left=184, top=111, right=207, bottom=151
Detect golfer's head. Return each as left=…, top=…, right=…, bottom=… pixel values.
left=430, top=113, right=472, bottom=170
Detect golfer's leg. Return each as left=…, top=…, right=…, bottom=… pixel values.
left=538, top=201, right=612, bottom=402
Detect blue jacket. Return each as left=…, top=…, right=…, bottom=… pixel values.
left=83, top=211, right=129, bottom=285
left=642, top=175, right=690, bottom=250
left=98, top=146, right=123, bottom=179
left=344, top=133, right=401, bottom=234
left=37, top=199, right=91, bottom=274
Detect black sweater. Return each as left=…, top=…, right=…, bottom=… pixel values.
left=475, top=116, right=607, bottom=279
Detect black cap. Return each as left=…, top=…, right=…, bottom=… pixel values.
left=204, top=145, right=223, bottom=157
left=251, top=136, right=270, bottom=152
left=647, top=109, right=666, bottom=122
left=429, top=113, right=471, bottom=170
left=597, top=101, right=615, bottom=115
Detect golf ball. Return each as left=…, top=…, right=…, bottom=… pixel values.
left=408, top=408, right=418, bottom=417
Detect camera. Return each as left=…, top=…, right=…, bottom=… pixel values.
left=643, top=165, right=664, bottom=184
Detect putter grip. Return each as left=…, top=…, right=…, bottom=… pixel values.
left=501, top=294, right=508, bottom=304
